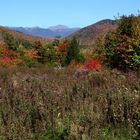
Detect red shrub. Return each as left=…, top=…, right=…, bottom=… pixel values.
left=3, top=49, right=20, bottom=58
left=84, top=58, right=101, bottom=70
left=58, top=43, right=69, bottom=52
left=0, top=49, right=21, bottom=66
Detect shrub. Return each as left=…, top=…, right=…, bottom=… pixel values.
left=0, top=49, right=21, bottom=66
left=84, top=58, right=101, bottom=70
left=75, top=53, right=85, bottom=63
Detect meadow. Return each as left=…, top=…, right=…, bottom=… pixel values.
left=0, top=66, right=139, bottom=140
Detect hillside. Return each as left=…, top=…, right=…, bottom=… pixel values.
left=70, top=19, right=117, bottom=46
left=0, top=26, right=48, bottom=43
left=10, top=25, right=80, bottom=38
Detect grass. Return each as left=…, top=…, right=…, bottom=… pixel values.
left=97, top=127, right=132, bottom=140
left=0, top=66, right=139, bottom=139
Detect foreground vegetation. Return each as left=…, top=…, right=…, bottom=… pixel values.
left=0, top=67, right=139, bottom=139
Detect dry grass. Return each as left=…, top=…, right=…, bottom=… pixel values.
left=0, top=67, right=139, bottom=139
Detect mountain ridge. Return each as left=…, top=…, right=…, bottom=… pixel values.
left=0, top=25, right=48, bottom=43
left=70, top=19, right=117, bottom=46
left=9, top=25, right=80, bottom=38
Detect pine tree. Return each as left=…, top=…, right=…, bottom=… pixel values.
left=64, top=37, right=80, bottom=66
left=3, top=33, right=16, bottom=50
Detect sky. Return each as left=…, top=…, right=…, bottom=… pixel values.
left=0, top=0, right=140, bottom=28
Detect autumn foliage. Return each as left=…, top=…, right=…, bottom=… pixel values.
left=84, top=58, right=101, bottom=70
left=3, top=14, right=140, bottom=71
left=104, top=15, right=140, bottom=71
left=1, top=34, right=87, bottom=67
left=0, top=42, right=21, bottom=66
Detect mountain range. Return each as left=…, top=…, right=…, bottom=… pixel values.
left=0, top=25, right=48, bottom=43
left=0, top=19, right=118, bottom=47
left=10, top=25, right=80, bottom=38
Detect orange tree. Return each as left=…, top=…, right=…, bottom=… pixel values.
left=34, top=41, right=47, bottom=63
left=19, top=48, right=39, bottom=66
left=55, top=39, right=69, bottom=65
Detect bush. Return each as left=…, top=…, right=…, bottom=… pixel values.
left=75, top=53, right=85, bottom=63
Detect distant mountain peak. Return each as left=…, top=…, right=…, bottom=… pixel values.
left=48, top=25, right=69, bottom=31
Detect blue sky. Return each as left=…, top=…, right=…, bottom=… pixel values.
left=0, top=0, right=139, bottom=28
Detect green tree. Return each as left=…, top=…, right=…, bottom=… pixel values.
left=43, top=42, right=59, bottom=66
left=3, top=33, right=16, bottom=50
left=64, top=37, right=80, bottom=66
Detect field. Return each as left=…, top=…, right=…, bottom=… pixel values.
left=0, top=66, right=139, bottom=140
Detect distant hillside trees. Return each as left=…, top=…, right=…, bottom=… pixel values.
left=3, top=32, right=33, bottom=50
left=1, top=33, right=86, bottom=67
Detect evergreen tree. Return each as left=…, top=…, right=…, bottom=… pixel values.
left=3, top=33, right=16, bottom=50
left=64, top=37, right=80, bottom=66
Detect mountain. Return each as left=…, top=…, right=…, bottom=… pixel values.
left=70, top=19, right=117, bottom=46
left=48, top=25, right=69, bottom=31
left=10, top=25, right=80, bottom=38
left=48, top=25, right=80, bottom=37
left=0, top=25, right=47, bottom=43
